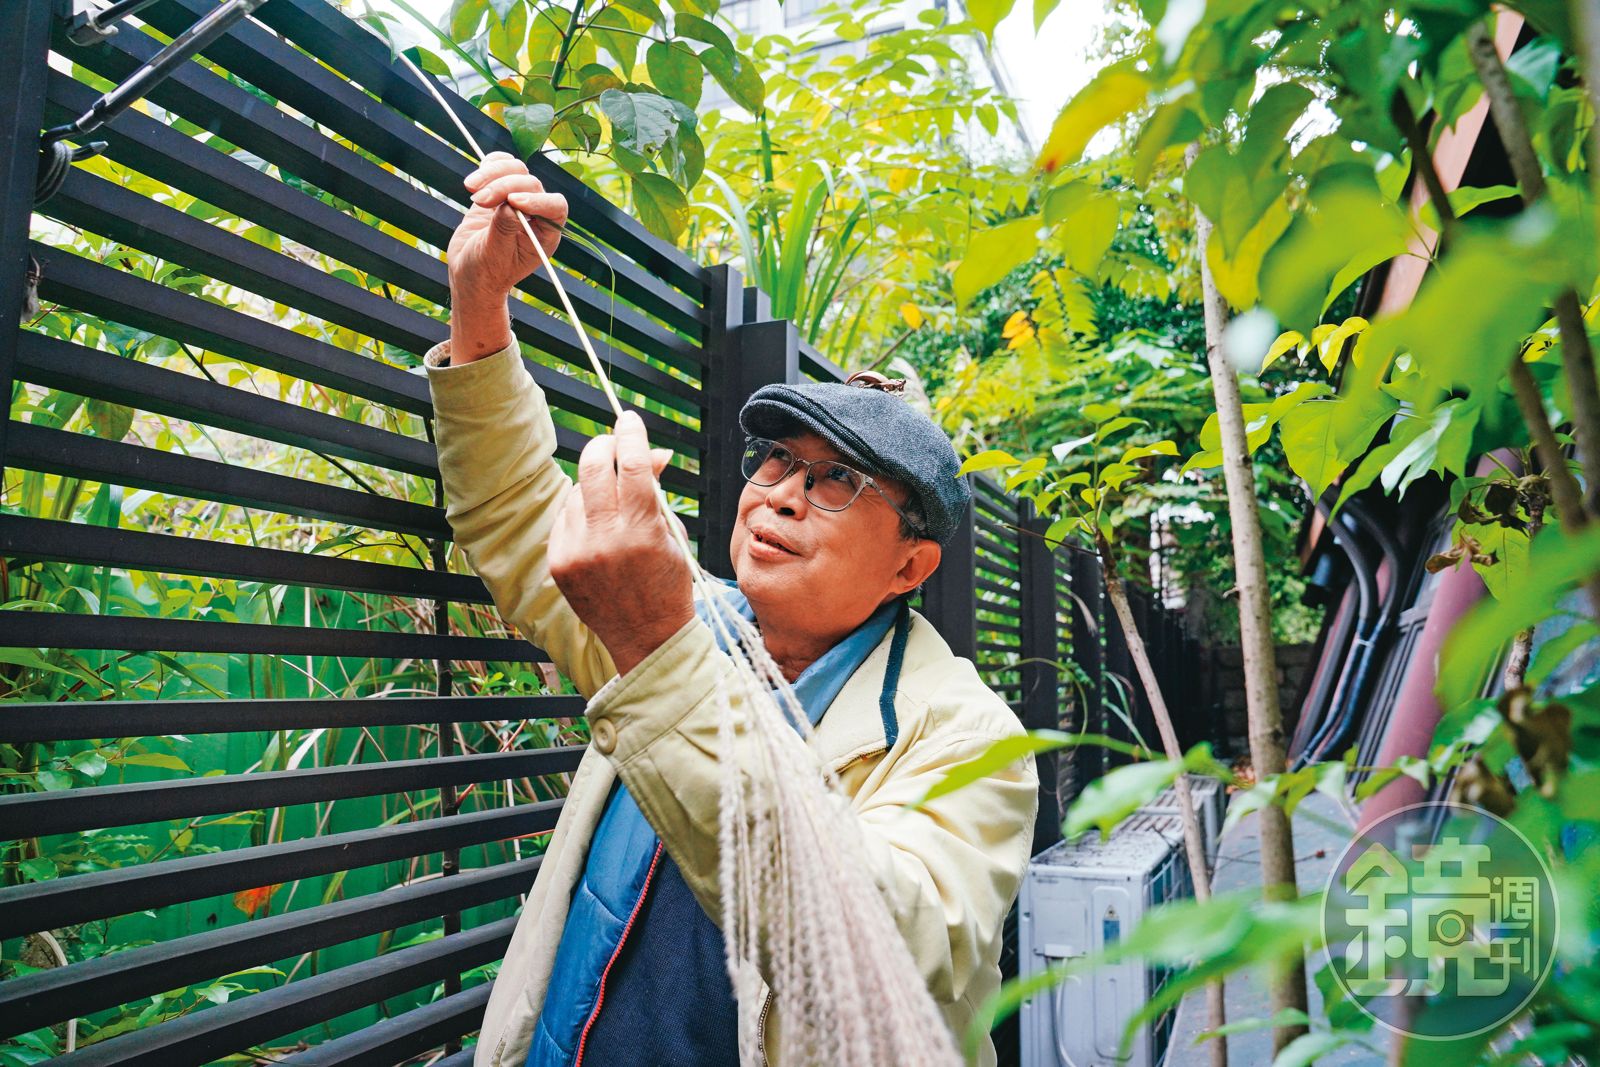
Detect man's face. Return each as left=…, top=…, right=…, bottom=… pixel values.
left=729, top=430, right=938, bottom=632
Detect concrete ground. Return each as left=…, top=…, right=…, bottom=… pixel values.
left=1165, top=791, right=1391, bottom=1067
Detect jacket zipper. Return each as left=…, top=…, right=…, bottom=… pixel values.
left=755, top=989, right=774, bottom=1066
left=572, top=842, right=664, bottom=1067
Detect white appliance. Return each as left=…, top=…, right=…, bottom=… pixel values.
left=1018, top=813, right=1193, bottom=1067
left=1136, top=776, right=1227, bottom=869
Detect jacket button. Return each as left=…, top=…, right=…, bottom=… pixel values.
left=591, top=717, right=617, bottom=755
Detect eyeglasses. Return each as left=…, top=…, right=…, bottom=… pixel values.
left=740, top=436, right=925, bottom=535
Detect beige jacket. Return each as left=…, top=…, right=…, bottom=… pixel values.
left=424, top=341, right=1038, bottom=1067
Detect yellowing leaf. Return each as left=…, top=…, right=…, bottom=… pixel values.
left=965, top=0, right=1018, bottom=40
left=953, top=216, right=1042, bottom=307
left=1036, top=65, right=1150, bottom=174
left=958, top=449, right=1021, bottom=475
left=1207, top=197, right=1291, bottom=310
left=899, top=302, right=926, bottom=329
left=1316, top=316, right=1369, bottom=372
left=234, top=884, right=281, bottom=917
left=1001, top=310, right=1031, bottom=338
left=1261, top=330, right=1305, bottom=373
left=1122, top=440, right=1179, bottom=463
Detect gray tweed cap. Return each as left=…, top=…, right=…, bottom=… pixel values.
left=738, top=380, right=971, bottom=544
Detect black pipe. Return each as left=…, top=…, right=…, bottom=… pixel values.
left=1295, top=508, right=1379, bottom=768
left=1297, top=497, right=1405, bottom=767
left=38, top=0, right=272, bottom=203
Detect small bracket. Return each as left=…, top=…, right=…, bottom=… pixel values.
left=64, top=0, right=121, bottom=46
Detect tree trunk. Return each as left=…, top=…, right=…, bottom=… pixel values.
left=1101, top=554, right=1228, bottom=1067
left=1185, top=143, right=1310, bottom=1052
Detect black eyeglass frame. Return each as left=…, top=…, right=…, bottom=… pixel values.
left=740, top=436, right=927, bottom=537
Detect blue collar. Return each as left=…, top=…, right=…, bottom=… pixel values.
left=698, top=580, right=911, bottom=737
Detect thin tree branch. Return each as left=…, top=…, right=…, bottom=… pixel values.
left=1467, top=19, right=1600, bottom=520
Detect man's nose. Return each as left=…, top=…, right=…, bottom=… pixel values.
left=763, top=464, right=810, bottom=517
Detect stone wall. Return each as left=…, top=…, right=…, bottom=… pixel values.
left=1207, top=642, right=1319, bottom=756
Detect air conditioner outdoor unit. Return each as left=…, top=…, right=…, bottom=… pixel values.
left=1018, top=812, right=1193, bottom=1067
left=1136, top=776, right=1227, bottom=868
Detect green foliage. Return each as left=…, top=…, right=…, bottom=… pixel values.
left=931, top=0, right=1600, bottom=1055
left=366, top=0, right=759, bottom=241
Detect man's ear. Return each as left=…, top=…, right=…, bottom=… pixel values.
left=890, top=540, right=941, bottom=597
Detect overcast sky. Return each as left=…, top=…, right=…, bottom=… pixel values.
left=992, top=2, right=1102, bottom=147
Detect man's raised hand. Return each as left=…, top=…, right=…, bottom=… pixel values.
left=446, top=152, right=569, bottom=362
left=548, top=412, right=696, bottom=679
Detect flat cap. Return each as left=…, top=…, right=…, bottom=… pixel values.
left=738, top=375, right=971, bottom=544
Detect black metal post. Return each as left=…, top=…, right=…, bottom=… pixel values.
left=1017, top=500, right=1059, bottom=853
left=1068, top=548, right=1106, bottom=785
left=0, top=0, right=52, bottom=468
left=700, top=268, right=806, bottom=577
left=921, top=477, right=977, bottom=659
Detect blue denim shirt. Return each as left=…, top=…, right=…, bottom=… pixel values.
left=526, top=583, right=908, bottom=1066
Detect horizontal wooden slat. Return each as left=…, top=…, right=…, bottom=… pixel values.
left=8, top=420, right=450, bottom=539
left=0, top=515, right=490, bottom=606
left=0, top=802, right=559, bottom=940
left=0, top=610, right=539, bottom=663
left=17, top=331, right=438, bottom=478
left=0, top=857, right=537, bottom=1039
left=252, top=0, right=707, bottom=297
left=44, top=170, right=702, bottom=452
left=51, top=916, right=516, bottom=1066
left=42, top=68, right=704, bottom=400
left=0, top=746, right=583, bottom=837
left=280, top=983, right=491, bottom=1066
left=0, top=693, right=585, bottom=744
left=31, top=243, right=431, bottom=414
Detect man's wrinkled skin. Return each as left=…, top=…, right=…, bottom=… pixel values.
left=449, top=151, right=942, bottom=681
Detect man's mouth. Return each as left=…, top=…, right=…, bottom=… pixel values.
left=750, top=529, right=798, bottom=555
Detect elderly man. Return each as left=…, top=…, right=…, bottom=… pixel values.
left=425, top=152, right=1037, bottom=1067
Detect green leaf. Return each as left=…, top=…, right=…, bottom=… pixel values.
left=1121, top=440, right=1178, bottom=463
left=1279, top=401, right=1343, bottom=498
left=1036, top=63, right=1149, bottom=174
left=1260, top=330, right=1305, bottom=373
left=118, top=752, right=194, bottom=772
left=630, top=172, right=688, bottom=241
left=599, top=89, right=682, bottom=157
left=910, top=732, right=1073, bottom=808
left=69, top=749, right=108, bottom=779
left=1054, top=191, right=1119, bottom=275
left=86, top=398, right=134, bottom=442
left=0, top=646, right=105, bottom=690
left=954, top=216, right=1042, bottom=308
left=504, top=103, right=555, bottom=158
left=1439, top=525, right=1600, bottom=707
left=1194, top=1007, right=1313, bottom=1044
left=586, top=6, right=640, bottom=76
left=1093, top=415, right=1144, bottom=443
left=19, top=858, right=56, bottom=883
left=698, top=46, right=764, bottom=113
left=1260, top=181, right=1413, bottom=333
left=1063, top=757, right=1184, bottom=840
left=958, top=449, right=1021, bottom=475
left=965, top=0, right=1017, bottom=40
left=672, top=12, right=734, bottom=56
left=1461, top=522, right=1531, bottom=601
left=646, top=41, right=702, bottom=109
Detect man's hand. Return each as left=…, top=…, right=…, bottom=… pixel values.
left=447, top=152, right=569, bottom=364
left=549, top=411, right=696, bottom=678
